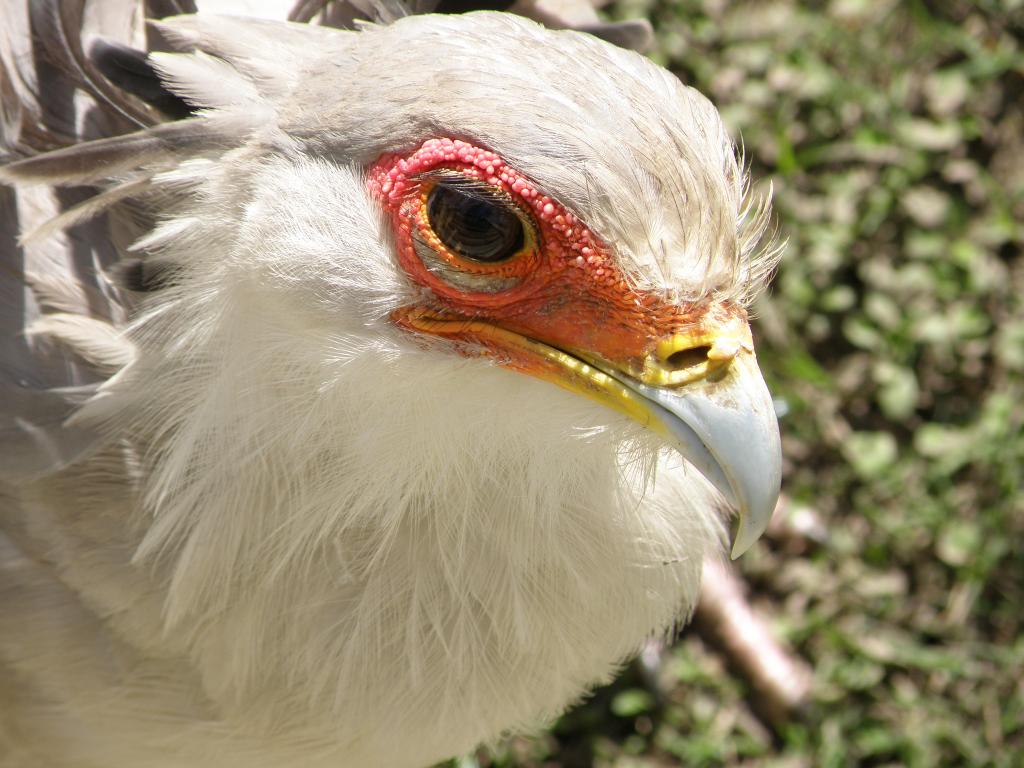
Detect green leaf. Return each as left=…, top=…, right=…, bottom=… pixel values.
left=610, top=689, right=655, bottom=718
left=843, top=431, right=898, bottom=478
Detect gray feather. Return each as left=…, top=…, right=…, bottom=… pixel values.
left=0, top=0, right=148, bottom=478
left=0, top=184, right=113, bottom=479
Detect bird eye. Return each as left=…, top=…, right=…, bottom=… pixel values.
left=426, top=183, right=525, bottom=263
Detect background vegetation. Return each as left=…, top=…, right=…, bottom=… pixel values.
left=473, top=1, right=1023, bottom=765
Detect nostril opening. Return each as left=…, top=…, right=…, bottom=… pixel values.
left=664, top=345, right=711, bottom=371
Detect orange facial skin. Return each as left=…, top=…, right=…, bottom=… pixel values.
left=369, top=138, right=746, bottom=383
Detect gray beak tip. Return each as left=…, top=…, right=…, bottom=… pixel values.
left=730, top=514, right=767, bottom=559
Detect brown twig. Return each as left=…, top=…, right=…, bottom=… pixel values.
left=692, top=557, right=813, bottom=728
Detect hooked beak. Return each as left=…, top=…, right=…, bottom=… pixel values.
left=621, top=351, right=781, bottom=557
left=393, top=306, right=782, bottom=557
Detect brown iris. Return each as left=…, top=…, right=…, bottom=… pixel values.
left=426, top=182, right=525, bottom=263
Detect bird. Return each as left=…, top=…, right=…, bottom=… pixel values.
left=0, top=1, right=782, bottom=766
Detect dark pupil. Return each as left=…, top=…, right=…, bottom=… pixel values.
left=426, top=184, right=525, bottom=263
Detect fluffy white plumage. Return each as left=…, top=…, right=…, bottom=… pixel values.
left=0, top=3, right=780, bottom=767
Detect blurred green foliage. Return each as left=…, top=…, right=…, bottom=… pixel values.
left=473, top=1, right=1024, bottom=766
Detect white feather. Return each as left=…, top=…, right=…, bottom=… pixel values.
left=0, top=9, right=770, bottom=768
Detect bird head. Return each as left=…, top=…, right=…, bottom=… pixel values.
left=225, top=9, right=783, bottom=555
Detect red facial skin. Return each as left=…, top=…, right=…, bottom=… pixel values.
left=368, top=138, right=739, bottom=377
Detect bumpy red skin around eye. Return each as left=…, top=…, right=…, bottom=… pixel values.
left=368, top=138, right=730, bottom=374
